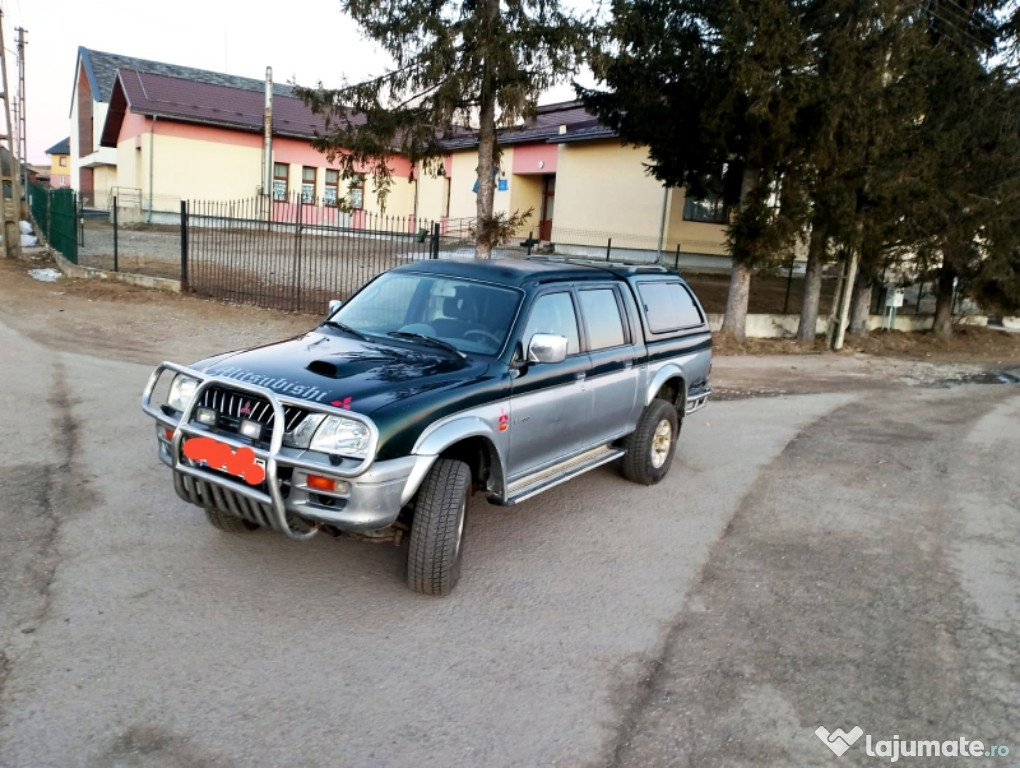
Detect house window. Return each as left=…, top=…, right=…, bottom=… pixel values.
left=348, top=174, right=365, bottom=210
left=59, top=157, right=68, bottom=167
left=324, top=169, right=339, bottom=206
left=682, top=191, right=728, bottom=223
left=272, top=162, right=288, bottom=201
left=302, top=166, right=316, bottom=204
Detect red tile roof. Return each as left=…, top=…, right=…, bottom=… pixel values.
left=100, top=68, right=361, bottom=147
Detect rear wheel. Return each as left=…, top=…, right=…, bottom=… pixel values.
left=406, top=458, right=471, bottom=596
left=622, top=399, right=679, bottom=485
left=204, top=507, right=259, bottom=532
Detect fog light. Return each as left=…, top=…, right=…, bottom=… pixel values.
left=195, top=407, right=217, bottom=425
left=239, top=419, right=263, bottom=440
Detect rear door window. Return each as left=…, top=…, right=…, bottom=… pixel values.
left=637, top=281, right=704, bottom=332
left=578, top=288, right=627, bottom=349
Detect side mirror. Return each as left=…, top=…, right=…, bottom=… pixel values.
left=328, top=299, right=343, bottom=316
left=527, top=333, right=568, bottom=364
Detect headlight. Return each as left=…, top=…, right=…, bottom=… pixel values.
left=308, top=415, right=371, bottom=458
left=283, top=413, right=326, bottom=448
left=167, top=374, right=199, bottom=412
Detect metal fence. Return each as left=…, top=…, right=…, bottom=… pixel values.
left=186, top=197, right=461, bottom=314
left=77, top=196, right=182, bottom=278
left=52, top=191, right=902, bottom=318
left=27, top=181, right=78, bottom=263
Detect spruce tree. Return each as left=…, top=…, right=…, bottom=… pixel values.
left=584, top=0, right=813, bottom=341
left=296, top=0, right=596, bottom=258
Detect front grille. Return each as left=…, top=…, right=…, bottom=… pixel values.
left=196, top=385, right=307, bottom=439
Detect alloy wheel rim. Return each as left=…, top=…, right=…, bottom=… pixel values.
left=650, top=419, right=672, bottom=468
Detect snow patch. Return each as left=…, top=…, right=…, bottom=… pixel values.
left=28, top=268, right=62, bottom=283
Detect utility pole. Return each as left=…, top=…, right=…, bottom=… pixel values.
left=0, top=10, right=23, bottom=259
left=15, top=26, right=26, bottom=197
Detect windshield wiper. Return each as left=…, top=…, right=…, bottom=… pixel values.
left=322, top=320, right=369, bottom=341
left=387, top=331, right=467, bottom=359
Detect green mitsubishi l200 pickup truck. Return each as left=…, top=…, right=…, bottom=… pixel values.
left=142, top=258, right=711, bottom=595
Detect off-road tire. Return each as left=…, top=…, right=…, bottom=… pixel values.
left=622, top=399, right=680, bottom=485
left=205, top=507, right=259, bottom=532
left=406, top=458, right=471, bottom=596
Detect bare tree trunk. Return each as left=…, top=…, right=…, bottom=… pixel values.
left=720, top=166, right=759, bottom=342
left=720, top=262, right=752, bottom=342
left=474, top=7, right=497, bottom=260
left=832, top=249, right=859, bottom=351
left=933, top=268, right=955, bottom=338
left=848, top=274, right=872, bottom=336
left=796, top=219, right=828, bottom=345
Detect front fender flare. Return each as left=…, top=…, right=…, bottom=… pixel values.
left=402, top=413, right=508, bottom=505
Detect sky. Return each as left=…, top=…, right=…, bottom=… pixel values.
left=7, top=0, right=584, bottom=165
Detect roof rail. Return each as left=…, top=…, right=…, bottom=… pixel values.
left=525, top=255, right=672, bottom=274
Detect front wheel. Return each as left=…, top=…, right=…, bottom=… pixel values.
left=621, top=399, right=679, bottom=485
left=406, top=459, right=471, bottom=596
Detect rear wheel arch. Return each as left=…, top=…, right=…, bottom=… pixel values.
left=653, top=376, right=687, bottom=418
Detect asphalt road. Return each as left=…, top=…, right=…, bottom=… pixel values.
left=1, top=315, right=1018, bottom=768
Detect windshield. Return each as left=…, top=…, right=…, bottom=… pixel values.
left=327, top=272, right=522, bottom=356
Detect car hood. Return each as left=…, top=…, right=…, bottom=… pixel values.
left=195, top=330, right=488, bottom=416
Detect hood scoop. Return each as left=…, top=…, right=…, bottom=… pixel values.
left=307, top=359, right=338, bottom=377
left=306, top=357, right=396, bottom=379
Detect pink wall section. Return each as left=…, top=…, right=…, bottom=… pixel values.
left=274, top=140, right=412, bottom=176
left=270, top=201, right=421, bottom=231
left=512, top=143, right=558, bottom=175
left=117, top=114, right=411, bottom=176
left=118, top=108, right=149, bottom=143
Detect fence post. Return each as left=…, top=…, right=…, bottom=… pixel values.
left=113, top=197, right=119, bottom=272
left=606, top=237, right=612, bottom=261
left=431, top=222, right=440, bottom=260
left=180, top=200, right=189, bottom=290
left=292, top=195, right=304, bottom=311
left=782, top=257, right=794, bottom=314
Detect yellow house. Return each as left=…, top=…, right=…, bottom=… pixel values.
left=416, top=102, right=730, bottom=264
left=45, top=138, right=71, bottom=188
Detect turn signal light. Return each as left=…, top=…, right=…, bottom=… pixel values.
left=163, top=428, right=174, bottom=441
left=306, top=474, right=336, bottom=492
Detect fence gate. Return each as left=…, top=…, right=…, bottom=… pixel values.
left=48, top=188, right=79, bottom=264
left=27, top=181, right=78, bottom=264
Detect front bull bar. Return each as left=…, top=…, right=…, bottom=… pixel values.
left=141, top=362, right=380, bottom=539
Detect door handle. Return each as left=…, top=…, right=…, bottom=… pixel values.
left=575, top=372, right=586, bottom=381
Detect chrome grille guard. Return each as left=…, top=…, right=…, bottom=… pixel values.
left=141, top=362, right=380, bottom=539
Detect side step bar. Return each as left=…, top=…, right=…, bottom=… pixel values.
left=498, top=444, right=626, bottom=506
left=686, top=389, right=711, bottom=415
